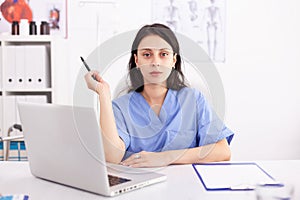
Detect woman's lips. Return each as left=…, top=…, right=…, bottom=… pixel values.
left=150, top=71, right=162, bottom=76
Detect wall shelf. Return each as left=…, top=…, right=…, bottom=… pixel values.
left=0, top=36, right=57, bottom=139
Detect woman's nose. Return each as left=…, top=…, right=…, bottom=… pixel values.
left=151, top=55, right=160, bottom=67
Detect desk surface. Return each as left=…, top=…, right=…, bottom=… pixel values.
left=0, top=160, right=299, bottom=200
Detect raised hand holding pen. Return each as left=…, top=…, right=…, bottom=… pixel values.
left=81, top=56, right=111, bottom=98
left=82, top=56, right=124, bottom=164
left=80, top=56, right=96, bottom=80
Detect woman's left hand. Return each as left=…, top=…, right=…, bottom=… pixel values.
left=120, top=151, right=170, bottom=168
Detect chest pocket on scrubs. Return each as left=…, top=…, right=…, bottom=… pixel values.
left=162, top=130, right=196, bottom=151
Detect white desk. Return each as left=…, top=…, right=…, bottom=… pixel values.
left=0, top=160, right=299, bottom=200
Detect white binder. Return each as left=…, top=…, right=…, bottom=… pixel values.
left=15, top=46, right=26, bottom=89
left=3, top=96, right=17, bottom=136
left=4, top=46, right=16, bottom=89
left=0, top=96, right=3, bottom=136
left=0, top=47, right=2, bottom=89
left=24, top=46, right=35, bottom=89
left=26, top=95, right=48, bottom=104
left=15, top=96, right=27, bottom=125
left=25, top=46, right=50, bottom=89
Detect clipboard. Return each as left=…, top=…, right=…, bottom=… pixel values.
left=192, top=162, right=282, bottom=191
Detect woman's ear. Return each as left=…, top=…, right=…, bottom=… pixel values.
left=172, top=53, right=177, bottom=66
left=134, top=54, right=138, bottom=66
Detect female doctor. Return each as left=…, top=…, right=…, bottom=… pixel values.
left=85, top=23, right=234, bottom=168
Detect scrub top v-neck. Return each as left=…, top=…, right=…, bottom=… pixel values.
left=112, top=87, right=234, bottom=160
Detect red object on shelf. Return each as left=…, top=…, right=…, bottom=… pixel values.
left=0, top=0, right=33, bottom=23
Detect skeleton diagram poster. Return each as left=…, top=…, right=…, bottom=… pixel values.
left=152, top=0, right=226, bottom=62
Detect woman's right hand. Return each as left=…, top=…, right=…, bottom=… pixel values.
left=84, top=70, right=111, bottom=99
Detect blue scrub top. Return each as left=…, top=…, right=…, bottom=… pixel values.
left=112, top=87, right=234, bottom=160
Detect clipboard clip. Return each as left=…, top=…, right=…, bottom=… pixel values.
left=230, top=181, right=284, bottom=191
left=257, top=181, right=284, bottom=187
left=230, top=184, right=256, bottom=190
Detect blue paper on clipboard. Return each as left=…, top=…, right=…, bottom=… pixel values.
left=192, top=162, right=281, bottom=191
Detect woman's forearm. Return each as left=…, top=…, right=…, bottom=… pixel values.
left=165, top=139, right=231, bottom=165
left=84, top=71, right=125, bottom=163
left=99, top=96, right=125, bottom=163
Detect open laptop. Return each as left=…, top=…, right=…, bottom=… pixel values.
left=18, top=102, right=166, bottom=196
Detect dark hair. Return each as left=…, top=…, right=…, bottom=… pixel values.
left=128, top=23, right=188, bottom=92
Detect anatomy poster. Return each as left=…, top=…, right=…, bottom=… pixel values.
left=152, top=0, right=226, bottom=62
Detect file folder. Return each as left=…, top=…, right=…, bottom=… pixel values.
left=0, top=96, right=3, bottom=136
left=25, top=45, right=50, bottom=89
left=0, top=47, right=2, bottom=89
left=15, top=96, right=27, bottom=125
left=3, top=96, right=17, bottom=136
left=192, top=162, right=281, bottom=191
left=24, top=46, right=36, bottom=89
left=15, top=46, right=26, bottom=89
left=5, top=46, right=16, bottom=89
left=26, top=95, right=48, bottom=104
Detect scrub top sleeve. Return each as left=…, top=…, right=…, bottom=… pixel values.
left=112, top=102, right=131, bottom=150
left=195, top=90, right=234, bottom=146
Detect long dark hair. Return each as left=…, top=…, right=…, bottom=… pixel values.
left=128, top=23, right=188, bottom=92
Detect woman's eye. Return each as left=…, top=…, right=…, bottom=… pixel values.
left=143, top=53, right=151, bottom=57
left=161, top=52, right=168, bottom=56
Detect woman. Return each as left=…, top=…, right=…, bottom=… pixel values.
left=85, top=23, right=234, bottom=167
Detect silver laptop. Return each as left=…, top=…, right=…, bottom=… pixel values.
left=18, top=102, right=166, bottom=196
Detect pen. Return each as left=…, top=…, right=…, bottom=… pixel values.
left=80, top=56, right=96, bottom=80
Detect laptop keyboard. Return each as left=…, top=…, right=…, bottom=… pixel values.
left=108, top=174, right=131, bottom=186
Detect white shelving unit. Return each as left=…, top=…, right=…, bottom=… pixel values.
left=0, top=35, right=57, bottom=139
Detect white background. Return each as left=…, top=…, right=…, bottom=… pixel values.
left=3, top=0, right=299, bottom=161
left=65, top=0, right=300, bottom=161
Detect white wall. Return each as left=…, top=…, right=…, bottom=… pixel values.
left=220, top=0, right=300, bottom=160
left=56, top=0, right=300, bottom=160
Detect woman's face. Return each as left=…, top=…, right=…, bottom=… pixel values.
left=134, top=35, right=177, bottom=85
